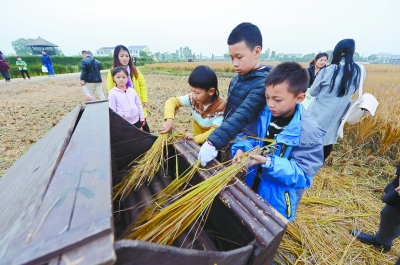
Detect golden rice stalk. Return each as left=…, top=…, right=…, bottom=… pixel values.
left=129, top=160, right=201, bottom=230
left=124, top=147, right=263, bottom=245
left=113, top=132, right=182, bottom=201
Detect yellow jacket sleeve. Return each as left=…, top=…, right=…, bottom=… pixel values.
left=107, top=70, right=115, bottom=92
left=135, top=68, right=148, bottom=103
left=164, top=98, right=183, bottom=120
left=193, top=125, right=218, bottom=145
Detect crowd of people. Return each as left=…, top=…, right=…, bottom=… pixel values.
left=0, top=50, right=56, bottom=82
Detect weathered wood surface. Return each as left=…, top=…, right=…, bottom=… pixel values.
left=0, top=105, right=82, bottom=265
left=115, top=240, right=253, bottom=265
left=14, top=102, right=115, bottom=265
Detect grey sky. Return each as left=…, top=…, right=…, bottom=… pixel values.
left=3, top=0, right=400, bottom=57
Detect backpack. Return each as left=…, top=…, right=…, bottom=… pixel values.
left=337, top=64, right=379, bottom=138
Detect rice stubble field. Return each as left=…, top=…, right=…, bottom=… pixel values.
left=0, top=62, right=399, bottom=264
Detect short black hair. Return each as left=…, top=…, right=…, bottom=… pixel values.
left=111, top=66, right=129, bottom=78
left=82, top=50, right=89, bottom=54
left=188, top=65, right=219, bottom=100
left=227, top=22, right=262, bottom=50
left=265, top=62, right=309, bottom=95
left=17, top=56, right=21, bottom=59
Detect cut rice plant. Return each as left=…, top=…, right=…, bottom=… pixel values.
left=124, top=160, right=201, bottom=236
left=113, top=132, right=182, bottom=201
left=123, top=146, right=264, bottom=245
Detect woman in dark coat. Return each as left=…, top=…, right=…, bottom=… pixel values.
left=0, top=51, right=11, bottom=82
left=351, top=163, right=400, bottom=265
left=307, top=52, right=328, bottom=87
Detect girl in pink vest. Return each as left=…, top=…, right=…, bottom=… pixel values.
left=108, top=66, right=145, bottom=129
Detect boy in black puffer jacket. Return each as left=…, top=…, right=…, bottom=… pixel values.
left=198, top=22, right=272, bottom=166
left=350, top=163, right=400, bottom=264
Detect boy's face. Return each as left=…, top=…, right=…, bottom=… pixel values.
left=190, top=86, right=215, bottom=105
left=229, top=41, right=261, bottom=76
left=265, top=83, right=305, bottom=118
left=17, top=58, right=21, bottom=61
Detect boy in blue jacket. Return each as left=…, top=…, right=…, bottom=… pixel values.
left=232, top=62, right=325, bottom=221
left=198, top=22, right=272, bottom=166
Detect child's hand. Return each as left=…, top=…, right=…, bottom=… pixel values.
left=160, top=119, right=174, bottom=133
left=395, top=186, right=400, bottom=196
left=184, top=133, right=194, bottom=140
left=232, top=149, right=245, bottom=164
left=140, top=120, right=146, bottom=127
left=249, top=154, right=267, bottom=166
left=143, top=103, right=149, bottom=108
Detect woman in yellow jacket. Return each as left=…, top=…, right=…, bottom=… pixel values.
left=107, top=45, right=150, bottom=133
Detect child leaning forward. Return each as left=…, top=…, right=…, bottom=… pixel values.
left=232, top=62, right=325, bottom=221
left=160, top=65, right=226, bottom=144
left=108, top=66, right=145, bottom=129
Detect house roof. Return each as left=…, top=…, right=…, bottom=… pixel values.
left=391, top=55, right=400, bottom=60
left=98, top=47, right=115, bottom=50
left=128, top=45, right=147, bottom=50
left=25, top=37, right=58, bottom=47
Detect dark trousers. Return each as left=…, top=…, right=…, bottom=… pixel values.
left=20, top=70, right=30, bottom=79
left=323, top=144, right=333, bottom=161
left=0, top=70, right=10, bottom=80
left=142, top=119, right=150, bottom=133
left=132, top=120, right=142, bottom=129
left=375, top=204, right=400, bottom=245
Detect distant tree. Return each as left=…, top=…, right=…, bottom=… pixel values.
left=265, top=48, right=270, bottom=59
left=223, top=53, right=230, bottom=60
left=55, top=47, right=64, bottom=56
left=303, top=53, right=316, bottom=63
left=200, top=53, right=202, bottom=59
left=154, top=52, right=162, bottom=61
left=368, top=54, right=378, bottom=61
left=11, top=38, right=33, bottom=55
left=212, top=54, right=214, bottom=60
left=87, top=50, right=93, bottom=56
left=271, top=51, right=276, bottom=60
left=353, top=52, right=361, bottom=62
left=139, top=50, right=150, bottom=58
left=325, top=50, right=333, bottom=59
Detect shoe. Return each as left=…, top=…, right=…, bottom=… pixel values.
left=350, top=230, right=391, bottom=252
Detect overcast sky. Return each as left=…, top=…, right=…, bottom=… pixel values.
left=2, top=0, right=399, bottom=57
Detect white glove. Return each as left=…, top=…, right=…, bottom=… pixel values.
left=198, top=140, right=218, bottom=167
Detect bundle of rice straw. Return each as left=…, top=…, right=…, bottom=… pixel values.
left=124, top=146, right=263, bottom=245
left=113, top=132, right=182, bottom=201
left=123, top=160, right=201, bottom=237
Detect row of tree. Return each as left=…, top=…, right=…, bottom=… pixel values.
left=9, top=38, right=381, bottom=63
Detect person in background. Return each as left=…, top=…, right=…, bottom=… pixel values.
left=41, top=50, right=55, bottom=77
left=350, top=163, right=400, bottom=265
left=197, top=22, right=272, bottom=167
left=16, top=56, right=31, bottom=80
left=160, top=65, right=226, bottom=145
left=307, top=52, right=329, bottom=87
left=80, top=50, right=105, bottom=101
left=231, top=62, right=325, bottom=221
left=108, top=67, right=145, bottom=129
left=0, top=51, right=11, bottom=82
left=107, top=45, right=151, bottom=133
left=302, top=52, right=329, bottom=109
left=307, top=39, right=364, bottom=161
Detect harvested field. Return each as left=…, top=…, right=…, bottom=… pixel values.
left=0, top=63, right=399, bottom=264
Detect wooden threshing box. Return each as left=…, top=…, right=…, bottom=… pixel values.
left=0, top=101, right=287, bottom=265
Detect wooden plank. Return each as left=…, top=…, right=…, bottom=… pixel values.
left=115, top=240, right=253, bottom=265
left=14, top=101, right=115, bottom=265
left=58, top=102, right=115, bottom=265
left=0, top=105, right=82, bottom=265
left=15, top=218, right=111, bottom=265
